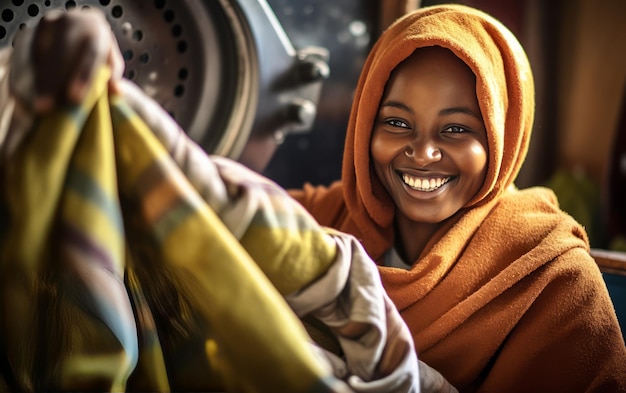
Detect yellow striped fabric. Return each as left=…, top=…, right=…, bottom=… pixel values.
left=0, top=67, right=341, bottom=392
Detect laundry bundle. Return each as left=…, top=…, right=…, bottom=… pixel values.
left=0, top=60, right=419, bottom=392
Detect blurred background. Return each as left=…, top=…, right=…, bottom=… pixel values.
left=1, top=0, right=625, bottom=251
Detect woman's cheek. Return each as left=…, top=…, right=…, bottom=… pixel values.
left=465, top=141, right=488, bottom=173
left=370, top=132, right=397, bottom=166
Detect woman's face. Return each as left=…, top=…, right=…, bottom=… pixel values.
left=370, top=47, right=488, bottom=224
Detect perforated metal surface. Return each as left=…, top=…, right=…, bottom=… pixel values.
left=0, top=0, right=257, bottom=157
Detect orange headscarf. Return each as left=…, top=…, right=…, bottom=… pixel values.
left=343, top=4, right=534, bottom=232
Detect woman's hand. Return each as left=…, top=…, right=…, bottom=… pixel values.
left=31, top=8, right=123, bottom=113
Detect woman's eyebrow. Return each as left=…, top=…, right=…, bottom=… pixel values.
left=440, top=106, right=482, bottom=120
left=381, top=101, right=481, bottom=120
left=380, top=100, right=414, bottom=114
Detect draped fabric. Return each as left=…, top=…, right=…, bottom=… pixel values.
left=0, top=66, right=336, bottom=392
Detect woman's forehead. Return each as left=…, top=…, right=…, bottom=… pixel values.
left=394, top=46, right=474, bottom=79
left=381, top=46, right=478, bottom=107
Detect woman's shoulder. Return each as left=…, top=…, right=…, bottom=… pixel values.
left=496, top=185, right=572, bottom=221
left=478, top=185, right=591, bottom=258
left=500, top=185, right=560, bottom=207
left=287, top=180, right=349, bottom=226
left=288, top=180, right=343, bottom=205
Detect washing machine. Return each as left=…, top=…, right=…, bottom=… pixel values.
left=0, top=0, right=329, bottom=173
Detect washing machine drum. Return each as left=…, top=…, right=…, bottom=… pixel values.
left=0, top=0, right=328, bottom=171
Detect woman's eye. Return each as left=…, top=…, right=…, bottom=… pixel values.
left=444, top=125, right=468, bottom=133
left=386, top=119, right=409, bottom=128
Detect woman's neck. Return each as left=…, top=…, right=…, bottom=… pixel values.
left=394, top=211, right=464, bottom=263
left=394, top=216, right=441, bottom=263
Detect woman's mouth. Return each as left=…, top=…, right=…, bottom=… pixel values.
left=401, top=173, right=451, bottom=192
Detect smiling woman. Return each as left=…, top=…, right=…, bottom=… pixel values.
left=288, top=3, right=626, bottom=392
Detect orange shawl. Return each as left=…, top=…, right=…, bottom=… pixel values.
left=290, top=4, right=626, bottom=392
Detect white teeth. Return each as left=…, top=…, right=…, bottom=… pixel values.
left=402, top=174, right=450, bottom=192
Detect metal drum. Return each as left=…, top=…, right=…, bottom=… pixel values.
left=0, top=0, right=328, bottom=170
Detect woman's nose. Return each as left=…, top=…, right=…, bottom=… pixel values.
left=404, top=139, right=442, bottom=165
